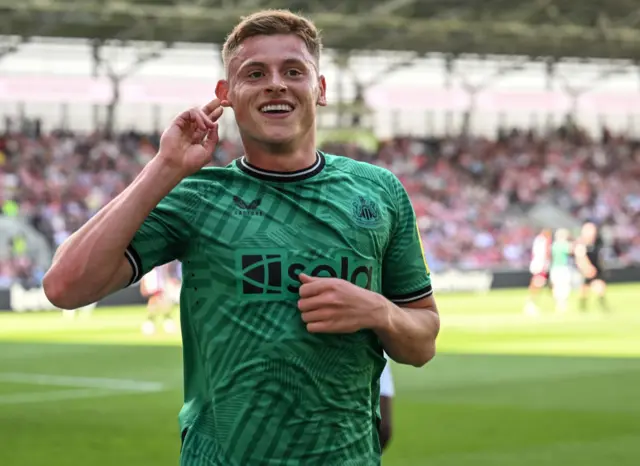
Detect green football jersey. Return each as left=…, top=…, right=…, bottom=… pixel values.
left=551, top=241, right=571, bottom=268
left=126, top=152, right=432, bottom=466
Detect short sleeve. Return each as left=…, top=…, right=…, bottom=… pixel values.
left=381, top=175, right=433, bottom=304
left=125, top=185, right=194, bottom=286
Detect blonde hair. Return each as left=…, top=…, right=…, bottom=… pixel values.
left=222, top=9, right=322, bottom=70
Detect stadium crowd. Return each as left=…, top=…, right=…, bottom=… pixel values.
left=1, top=122, right=639, bottom=288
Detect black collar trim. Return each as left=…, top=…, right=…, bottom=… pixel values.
left=236, top=151, right=325, bottom=182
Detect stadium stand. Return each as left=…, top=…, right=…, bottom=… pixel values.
left=1, top=122, right=639, bottom=288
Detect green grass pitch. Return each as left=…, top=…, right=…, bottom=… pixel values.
left=1, top=284, right=639, bottom=465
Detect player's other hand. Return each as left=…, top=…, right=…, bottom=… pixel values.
left=297, top=274, right=389, bottom=334
left=157, top=98, right=226, bottom=177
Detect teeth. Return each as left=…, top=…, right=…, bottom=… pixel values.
left=261, top=104, right=293, bottom=113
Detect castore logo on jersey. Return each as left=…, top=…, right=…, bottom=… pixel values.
left=233, top=196, right=264, bottom=216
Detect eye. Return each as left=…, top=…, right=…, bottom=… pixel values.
left=286, top=69, right=303, bottom=77
left=248, top=71, right=264, bottom=79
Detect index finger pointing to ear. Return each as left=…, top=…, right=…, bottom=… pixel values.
left=202, top=98, right=222, bottom=114
left=209, top=106, right=224, bottom=122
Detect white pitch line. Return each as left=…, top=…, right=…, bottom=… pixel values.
left=0, top=373, right=165, bottom=392
left=0, top=388, right=119, bottom=405
left=0, top=372, right=167, bottom=406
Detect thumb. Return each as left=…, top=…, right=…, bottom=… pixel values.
left=202, top=124, right=219, bottom=153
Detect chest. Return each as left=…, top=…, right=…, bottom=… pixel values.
left=201, top=181, right=390, bottom=249
left=182, top=180, right=393, bottom=298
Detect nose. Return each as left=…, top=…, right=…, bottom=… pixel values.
left=265, top=74, right=287, bottom=93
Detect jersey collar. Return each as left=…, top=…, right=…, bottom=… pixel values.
left=235, top=151, right=325, bottom=183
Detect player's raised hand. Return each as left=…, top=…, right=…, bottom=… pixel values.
left=297, top=274, right=389, bottom=334
left=158, top=98, right=226, bottom=177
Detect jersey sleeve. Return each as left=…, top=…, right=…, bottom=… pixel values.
left=381, top=174, right=433, bottom=304
left=125, top=183, right=195, bottom=286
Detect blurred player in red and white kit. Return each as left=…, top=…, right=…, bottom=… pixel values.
left=140, top=261, right=181, bottom=335
left=524, top=229, right=552, bottom=315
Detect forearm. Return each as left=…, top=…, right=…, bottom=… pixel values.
left=374, top=298, right=440, bottom=367
left=576, top=256, right=594, bottom=275
left=43, top=157, right=183, bottom=308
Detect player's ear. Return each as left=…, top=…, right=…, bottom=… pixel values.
left=317, top=75, right=327, bottom=107
left=216, top=80, right=232, bottom=107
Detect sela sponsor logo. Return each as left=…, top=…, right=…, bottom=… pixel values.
left=9, top=284, right=96, bottom=313
left=237, top=248, right=376, bottom=298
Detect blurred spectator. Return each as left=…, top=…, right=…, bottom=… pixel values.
left=0, top=124, right=638, bottom=288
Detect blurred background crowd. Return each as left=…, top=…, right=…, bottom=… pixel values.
left=2, top=4, right=640, bottom=466
left=2, top=120, right=639, bottom=289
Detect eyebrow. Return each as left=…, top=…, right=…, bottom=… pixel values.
left=238, top=57, right=309, bottom=72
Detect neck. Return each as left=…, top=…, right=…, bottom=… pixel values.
left=241, top=135, right=318, bottom=172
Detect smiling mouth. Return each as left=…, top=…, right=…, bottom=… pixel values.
left=259, top=103, right=294, bottom=115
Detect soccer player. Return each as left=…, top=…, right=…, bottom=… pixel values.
left=379, top=355, right=394, bottom=452
left=524, top=228, right=552, bottom=315
left=42, top=10, right=440, bottom=465
left=140, top=262, right=179, bottom=335
left=575, top=222, right=609, bottom=313
left=549, top=228, right=573, bottom=313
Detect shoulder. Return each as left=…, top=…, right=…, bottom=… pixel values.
left=323, top=153, right=404, bottom=201
left=157, top=165, right=236, bottom=218
left=324, top=153, right=399, bottom=183
left=181, top=165, right=236, bottom=186
left=170, top=165, right=236, bottom=199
